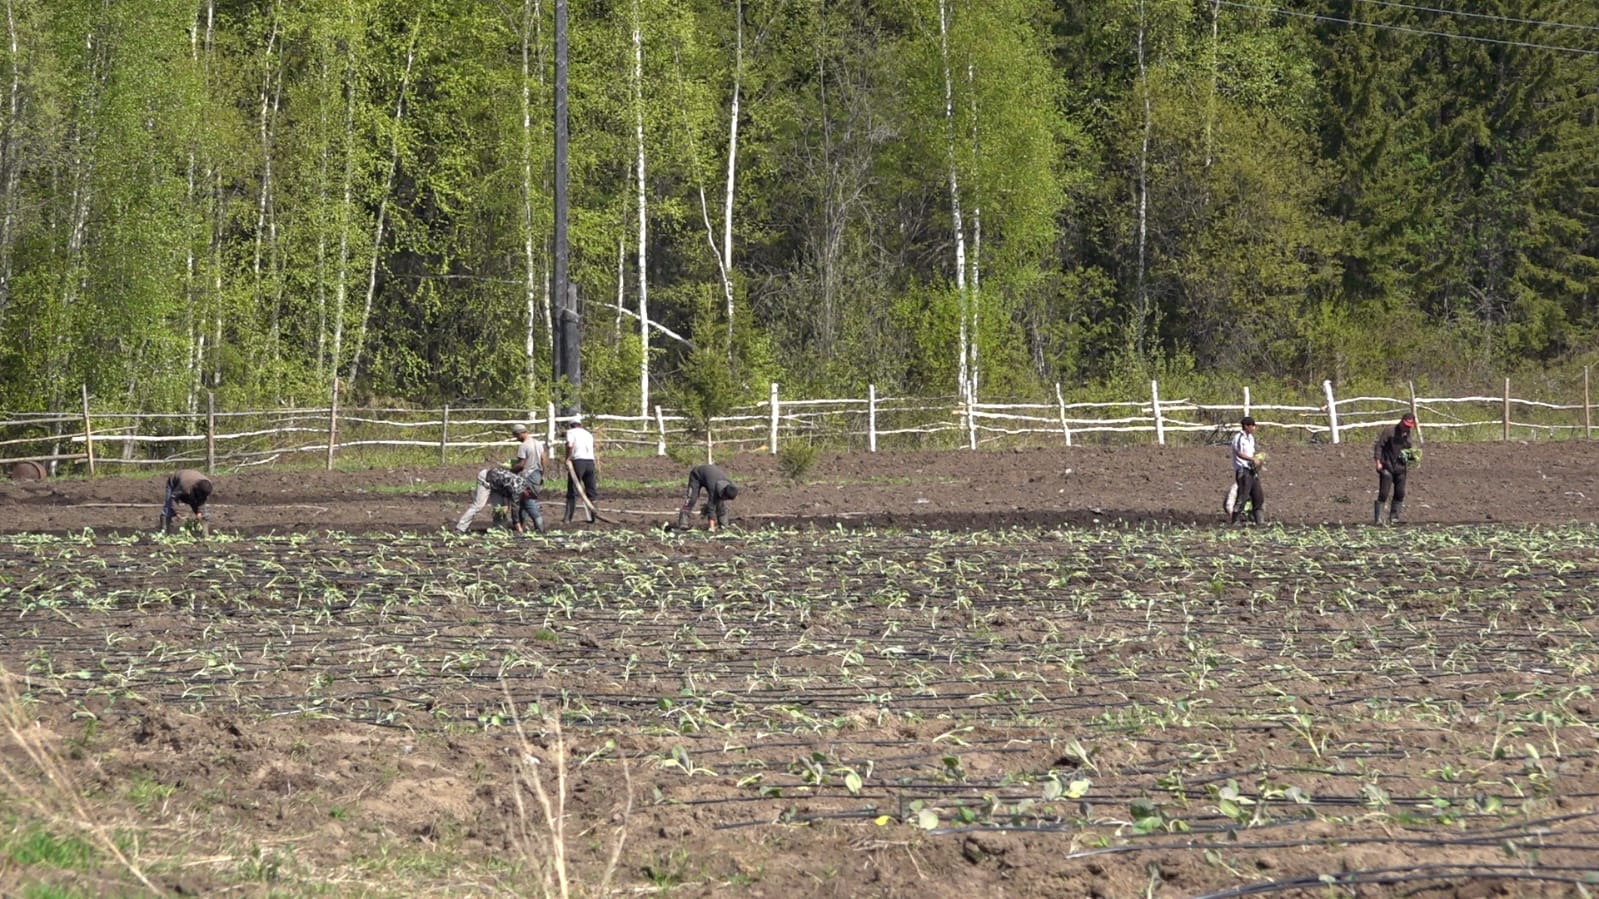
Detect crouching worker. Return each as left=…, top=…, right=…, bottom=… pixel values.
left=457, top=467, right=543, bottom=534
left=161, top=469, right=213, bottom=533
left=678, top=463, right=738, bottom=531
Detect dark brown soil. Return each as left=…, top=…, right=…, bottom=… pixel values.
left=2, top=441, right=1598, bottom=898
left=4, top=439, right=1597, bottom=534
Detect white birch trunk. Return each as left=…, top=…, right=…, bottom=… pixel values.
left=254, top=7, right=284, bottom=378
left=634, top=2, right=650, bottom=417
left=346, top=29, right=417, bottom=388
left=615, top=233, right=625, bottom=331
left=52, top=28, right=100, bottom=409
left=0, top=0, right=23, bottom=320
left=329, top=45, right=357, bottom=386
left=184, top=8, right=203, bottom=413
left=938, top=0, right=969, bottom=401
left=720, top=0, right=743, bottom=356
left=1135, top=0, right=1152, bottom=358
left=965, top=59, right=981, bottom=396
left=520, top=0, right=547, bottom=404
left=1206, top=0, right=1218, bottom=169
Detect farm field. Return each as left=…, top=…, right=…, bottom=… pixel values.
left=3, top=441, right=1599, bottom=897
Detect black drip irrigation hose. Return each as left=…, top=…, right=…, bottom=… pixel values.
left=1190, top=864, right=1599, bottom=899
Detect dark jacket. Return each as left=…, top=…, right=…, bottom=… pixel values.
left=1374, top=425, right=1413, bottom=474
left=687, top=464, right=735, bottom=501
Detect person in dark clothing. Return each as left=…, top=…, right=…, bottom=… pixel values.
left=161, top=469, right=213, bottom=533
left=1230, top=415, right=1264, bottom=525
left=679, top=463, right=738, bottom=531
left=1373, top=412, right=1418, bottom=525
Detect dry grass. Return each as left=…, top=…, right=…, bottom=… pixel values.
left=506, top=686, right=632, bottom=899
left=0, top=662, right=158, bottom=894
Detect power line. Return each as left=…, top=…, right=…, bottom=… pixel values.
left=1217, top=0, right=1599, bottom=56
left=1347, top=0, right=1599, bottom=34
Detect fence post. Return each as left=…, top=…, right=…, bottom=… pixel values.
left=1243, top=386, right=1251, bottom=418
left=654, top=405, right=667, bottom=456
left=206, top=392, right=217, bottom=473
left=1503, top=378, right=1511, bottom=441
left=1407, top=381, right=1423, bottom=445
left=1055, top=383, right=1073, bottom=447
left=1322, top=379, right=1340, bottom=444
left=769, top=382, right=780, bottom=455
left=440, top=405, right=450, bottom=465
left=868, top=384, right=878, bottom=453
left=80, top=384, right=95, bottom=477
left=1585, top=366, right=1592, bottom=439
left=966, top=378, right=977, bottom=450
left=326, top=377, right=339, bottom=471
left=706, top=424, right=714, bottom=464
left=547, top=401, right=558, bottom=445
left=1151, top=380, right=1165, bottom=446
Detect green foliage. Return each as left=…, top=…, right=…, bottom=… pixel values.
left=2, top=823, right=97, bottom=870
left=776, top=441, right=817, bottom=483
left=1, top=0, right=1598, bottom=415
left=661, top=303, right=742, bottom=433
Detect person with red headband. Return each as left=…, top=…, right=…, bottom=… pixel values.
left=1373, top=412, right=1419, bottom=525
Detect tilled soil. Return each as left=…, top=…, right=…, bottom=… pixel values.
left=4, top=438, right=1597, bottom=534
left=2, top=440, right=1598, bottom=898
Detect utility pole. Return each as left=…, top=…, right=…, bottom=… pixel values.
left=553, top=0, right=581, bottom=415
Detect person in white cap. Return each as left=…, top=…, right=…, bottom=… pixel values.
left=562, top=416, right=598, bottom=524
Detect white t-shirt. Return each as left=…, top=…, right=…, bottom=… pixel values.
left=1231, top=430, right=1256, bottom=473
left=565, top=426, right=596, bottom=462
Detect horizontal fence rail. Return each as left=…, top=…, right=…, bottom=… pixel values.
left=2, top=371, right=1592, bottom=477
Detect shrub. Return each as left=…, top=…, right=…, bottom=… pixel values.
left=777, top=442, right=817, bottom=482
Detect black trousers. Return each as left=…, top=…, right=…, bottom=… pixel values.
left=1235, top=469, right=1263, bottom=515
left=1377, top=469, right=1407, bottom=504
left=565, top=459, right=598, bottom=522
left=684, top=471, right=727, bottom=524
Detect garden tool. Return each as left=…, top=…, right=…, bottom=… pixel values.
left=563, top=458, right=616, bottom=524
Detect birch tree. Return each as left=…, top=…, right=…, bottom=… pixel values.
left=631, top=0, right=650, bottom=414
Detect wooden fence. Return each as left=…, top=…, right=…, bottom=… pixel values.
left=2, top=371, right=1592, bottom=477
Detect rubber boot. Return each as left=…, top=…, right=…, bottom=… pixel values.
left=1251, top=508, right=1264, bottom=526
left=1389, top=501, right=1403, bottom=525
left=1373, top=500, right=1384, bottom=525
left=158, top=513, right=172, bottom=534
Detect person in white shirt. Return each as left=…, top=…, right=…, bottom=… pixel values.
left=562, top=417, right=598, bottom=524
left=1230, top=415, right=1264, bottom=525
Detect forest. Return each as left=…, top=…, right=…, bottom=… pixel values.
left=0, top=0, right=1596, bottom=418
